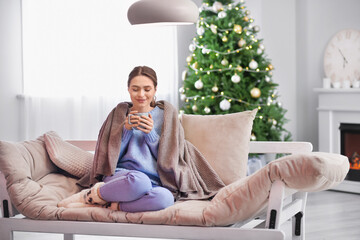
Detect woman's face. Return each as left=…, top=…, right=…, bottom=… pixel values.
left=128, top=75, right=157, bottom=111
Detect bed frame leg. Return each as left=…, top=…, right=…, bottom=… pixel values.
left=294, top=212, right=303, bottom=236
left=0, top=222, right=13, bottom=240
left=64, top=233, right=74, bottom=240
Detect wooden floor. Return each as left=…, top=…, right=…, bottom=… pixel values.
left=305, top=190, right=360, bottom=240
left=12, top=190, right=360, bottom=240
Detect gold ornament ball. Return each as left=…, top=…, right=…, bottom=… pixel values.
left=250, top=133, right=256, bottom=141
left=268, top=64, right=274, bottom=70
left=233, top=24, right=242, bottom=34
left=222, top=36, right=228, bottom=42
left=186, top=56, right=192, bottom=63
left=250, top=87, right=261, bottom=98
left=212, top=85, right=219, bottom=92
left=243, top=16, right=249, bottom=22
left=221, top=58, right=229, bottom=66
left=237, top=38, right=246, bottom=47
left=181, top=70, right=187, bottom=81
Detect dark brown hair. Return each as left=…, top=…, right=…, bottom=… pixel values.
left=128, top=66, right=158, bottom=88
left=128, top=66, right=158, bottom=107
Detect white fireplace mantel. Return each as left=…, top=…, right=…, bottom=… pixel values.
left=315, top=88, right=360, bottom=193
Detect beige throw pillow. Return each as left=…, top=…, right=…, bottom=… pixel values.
left=44, top=131, right=93, bottom=178
left=180, top=109, right=257, bottom=185
left=0, top=136, right=57, bottom=183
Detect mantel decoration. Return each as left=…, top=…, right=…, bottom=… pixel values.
left=127, top=0, right=199, bottom=25
left=180, top=0, right=291, bottom=142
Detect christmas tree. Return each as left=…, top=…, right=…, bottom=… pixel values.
left=180, top=0, right=291, bottom=141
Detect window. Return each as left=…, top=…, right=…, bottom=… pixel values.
left=20, top=0, right=179, bottom=140
left=22, top=0, right=178, bottom=103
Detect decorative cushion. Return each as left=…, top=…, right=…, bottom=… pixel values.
left=0, top=136, right=57, bottom=183
left=180, top=109, right=257, bottom=185
left=0, top=135, right=81, bottom=219
left=44, top=131, right=94, bottom=178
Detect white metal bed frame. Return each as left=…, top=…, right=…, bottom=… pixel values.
left=0, top=141, right=313, bottom=240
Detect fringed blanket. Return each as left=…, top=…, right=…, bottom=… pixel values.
left=79, top=101, right=225, bottom=200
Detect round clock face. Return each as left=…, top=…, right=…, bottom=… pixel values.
left=324, top=29, right=360, bottom=84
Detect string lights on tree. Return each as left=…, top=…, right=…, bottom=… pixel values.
left=180, top=0, right=291, bottom=141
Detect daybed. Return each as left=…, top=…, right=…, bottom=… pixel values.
left=0, top=111, right=349, bottom=240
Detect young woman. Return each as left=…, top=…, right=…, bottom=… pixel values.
left=59, top=66, right=225, bottom=212
left=94, top=66, right=176, bottom=212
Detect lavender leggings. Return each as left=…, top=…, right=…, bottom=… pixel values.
left=99, top=168, right=174, bottom=212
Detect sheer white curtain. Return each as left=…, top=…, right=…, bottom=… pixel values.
left=18, top=95, right=122, bottom=140
left=21, top=0, right=179, bottom=140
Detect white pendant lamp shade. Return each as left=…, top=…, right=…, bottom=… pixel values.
left=128, top=0, right=199, bottom=25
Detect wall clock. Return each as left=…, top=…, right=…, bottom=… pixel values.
left=323, top=29, right=360, bottom=85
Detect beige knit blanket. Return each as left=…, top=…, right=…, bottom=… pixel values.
left=79, top=101, right=225, bottom=201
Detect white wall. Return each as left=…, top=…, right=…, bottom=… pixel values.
left=1, top=0, right=360, bottom=148
left=296, top=0, right=360, bottom=150
left=250, top=0, right=297, bottom=141
left=0, top=0, right=23, bottom=141
left=176, top=0, right=201, bottom=108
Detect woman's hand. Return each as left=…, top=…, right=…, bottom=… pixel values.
left=125, top=111, right=154, bottom=133
left=138, top=114, right=154, bottom=134
left=125, top=110, right=140, bottom=130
